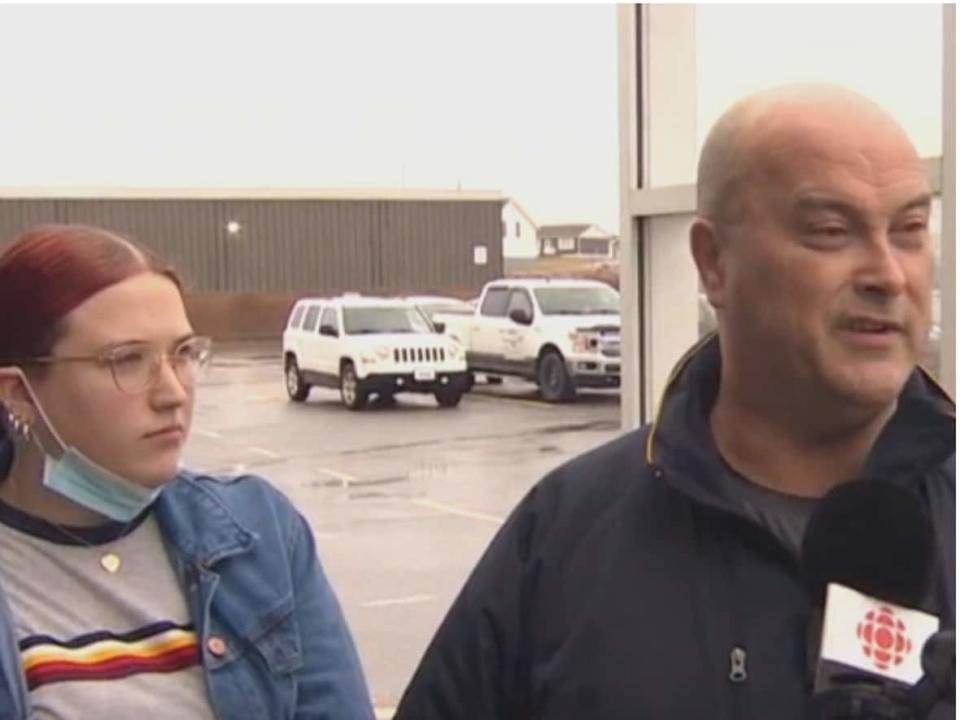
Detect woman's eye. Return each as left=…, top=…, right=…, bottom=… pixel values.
left=112, top=350, right=148, bottom=367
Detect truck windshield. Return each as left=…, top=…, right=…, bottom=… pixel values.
left=533, top=286, right=621, bottom=315
left=343, top=306, right=433, bottom=334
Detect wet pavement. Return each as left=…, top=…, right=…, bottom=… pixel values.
left=182, top=343, right=623, bottom=713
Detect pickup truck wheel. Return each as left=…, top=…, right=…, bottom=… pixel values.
left=434, top=388, right=463, bottom=408
left=285, top=356, right=310, bottom=402
left=538, top=350, right=576, bottom=403
left=340, top=362, right=369, bottom=410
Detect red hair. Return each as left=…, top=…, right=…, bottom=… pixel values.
left=0, top=224, right=181, bottom=366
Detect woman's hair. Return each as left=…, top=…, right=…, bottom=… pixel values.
left=0, top=224, right=182, bottom=366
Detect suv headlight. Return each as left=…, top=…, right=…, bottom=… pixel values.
left=448, top=341, right=464, bottom=359
left=360, top=346, right=391, bottom=365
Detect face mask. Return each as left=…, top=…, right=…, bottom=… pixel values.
left=42, top=449, right=162, bottom=522
left=2, top=368, right=164, bottom=522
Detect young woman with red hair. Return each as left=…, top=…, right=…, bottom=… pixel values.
left=0, top=225, right=374, bottom=719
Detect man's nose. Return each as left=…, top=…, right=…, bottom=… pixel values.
left=853, top=234, right=909, bottom=299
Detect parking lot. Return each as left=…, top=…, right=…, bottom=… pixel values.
left=182, top=342, right=623, bottom=713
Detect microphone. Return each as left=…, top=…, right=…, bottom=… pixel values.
left=800, top=481, right=948, bottom=719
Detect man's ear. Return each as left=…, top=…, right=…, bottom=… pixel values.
left=690, top=218, right=727, bottom=311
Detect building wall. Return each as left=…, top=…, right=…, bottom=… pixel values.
left=501, top=201, right=539, bottom=259
left=0, top=197, right=503, bottom=295
left=578, top=237, right=612, bottom=256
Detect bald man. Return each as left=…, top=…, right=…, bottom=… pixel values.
left=394, top=86, right=955, bottom=720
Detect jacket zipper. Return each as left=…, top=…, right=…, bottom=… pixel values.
left=728, top=645, right=748, bottom=719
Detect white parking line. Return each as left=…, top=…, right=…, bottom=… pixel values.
left=411, top=498, right=504, bottom=526
left=195, top=430, right=223, bottom=439
left=249, top=446, right=282, bottom=459
left=361, top=594, right=435, bottom=609
left=374, top=707, right=396, bottom=720
left=316, top=467, right=358, bottom=488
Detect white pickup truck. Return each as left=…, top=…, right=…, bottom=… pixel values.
left=435, top=278, right=621, bottom=402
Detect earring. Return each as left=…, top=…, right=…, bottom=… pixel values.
left=4, top=410, right=30, bottom=442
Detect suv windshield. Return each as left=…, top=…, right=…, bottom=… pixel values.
left=343, top=306, right=432, bottom=335
left=533, top=286, right=621, bottom=316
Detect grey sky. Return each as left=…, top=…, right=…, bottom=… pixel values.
left=0, top=4, right=944, bottom=234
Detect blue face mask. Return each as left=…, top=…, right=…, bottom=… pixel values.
left=42, top=447, right=163, bottom=522
left=4, top=369, right=165, bottom=522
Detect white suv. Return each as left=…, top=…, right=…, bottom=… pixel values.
left=282, top=295, right=471, bottom=410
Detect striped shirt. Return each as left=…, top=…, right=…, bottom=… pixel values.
left=0, top=501, right=216, bottom=719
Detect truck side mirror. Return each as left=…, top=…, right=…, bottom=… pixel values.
left=433, top=321, right=446, bottom=334
left=509, top=309, right=533, bottom=326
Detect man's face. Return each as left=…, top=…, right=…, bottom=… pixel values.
left=719, top=110, right=934, bottom=411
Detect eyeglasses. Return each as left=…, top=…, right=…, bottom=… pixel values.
left=22, top=336, right=213, bottom=395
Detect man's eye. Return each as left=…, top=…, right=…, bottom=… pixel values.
left=802, top=224, right=850, bottom=248
left=811, top=225, right=848, bottom=237
left=898, top=220, right=928, bottom=233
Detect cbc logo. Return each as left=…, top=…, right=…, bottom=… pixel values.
left=856, top=606, right=912, bottom=671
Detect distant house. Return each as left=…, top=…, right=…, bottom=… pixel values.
left=538, top=224, right=619, bottom=259
left=501, top=198, right=539, bottom=259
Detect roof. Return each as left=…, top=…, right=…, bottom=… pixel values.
left=404, top=295, right=471, bottom=306
left=537, top=224, right=591, bottom=239
left=293, top=294, right=413, bottom=308
left=0, top=187, right=504, bottom=202
left=486, top=277, right=614, bottom=290
left=503, top=198, right=539, bottom=229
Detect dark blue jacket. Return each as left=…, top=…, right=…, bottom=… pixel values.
left=395, top=337, right=955, bottom=720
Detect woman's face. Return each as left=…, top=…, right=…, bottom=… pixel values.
left=26, top=273, right=197, bottom=488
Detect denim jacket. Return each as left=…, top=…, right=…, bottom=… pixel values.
left=0, top=470, right=376, bottom=720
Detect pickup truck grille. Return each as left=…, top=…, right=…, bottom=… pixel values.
left=601, top=339, right=621, bottom=358
left=394, top=347, right=446, bottom=363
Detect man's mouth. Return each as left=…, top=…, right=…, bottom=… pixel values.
left=842, top=317, right=902, bottom=334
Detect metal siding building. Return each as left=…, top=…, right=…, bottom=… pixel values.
left=0, top=190, right=504, bottom=295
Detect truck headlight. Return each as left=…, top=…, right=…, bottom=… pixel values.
left=569, top=330, right=598, bottom=353
left=448, top=341, right=464, bottom=359
left=375, top=345, right=391, bottom=360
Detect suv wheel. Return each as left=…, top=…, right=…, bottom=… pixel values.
left=537, top=350, right=575, bottom=403
left=434, top=388, right=463, bottom=408
left=340, top=362, right=368, bottom=410
left=285, top=356, right=310, bottom=402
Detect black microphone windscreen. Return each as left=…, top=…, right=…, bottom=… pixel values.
left=800, top=481, right=935, bottom=608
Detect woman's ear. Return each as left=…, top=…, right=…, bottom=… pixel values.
left=0, top=368, right=36, bottom=431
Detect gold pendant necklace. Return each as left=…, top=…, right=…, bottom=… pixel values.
left=49, top=521, right=136, bottom=575
left=100, top=552, right=122, bottom=574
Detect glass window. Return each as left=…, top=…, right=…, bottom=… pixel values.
left=506, top=289, right=534, bottom=317
left=302, top=305, right=321, bottom=332
left=289, top=305, right=306, bottom=329
left=343, top=306, right=432, bottom=335
left=319, top=307, right=339, bottom=334
left=695, top=6, right=942, bottom=159
left=533, top=285, right=620, bottom=316
left=480, top=287, right=510, bottom=317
